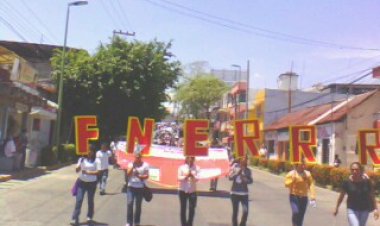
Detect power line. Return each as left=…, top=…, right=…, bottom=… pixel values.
left=2, top=1, right=49, bottom=43
left=0, top=15, right=28, bottom=42
left=116, top=0, right=134, bottom=30
left=20, top=0, right=59, bottom=43
left=109, top=0, right=127, bottom=29
left=265, top=71, right=373, bottom=114
left=144, top=0, right=380, bottom=51
left=100, top=0, right=123, bottom=30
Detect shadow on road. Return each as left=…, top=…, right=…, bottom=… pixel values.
left=77, top=220, right=108, bottom=226
left=150, top=187, right=230, bottom=198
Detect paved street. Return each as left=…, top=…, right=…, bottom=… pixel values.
left=0, top=165, right=378, bottom=226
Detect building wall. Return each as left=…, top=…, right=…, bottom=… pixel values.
left=345, top=92, right=380, bottom=167
left=264, top=89, right=347, bottom=128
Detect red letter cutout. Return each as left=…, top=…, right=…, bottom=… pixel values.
left=358, top=129, right=380, bottom=166
left=126, top=117, right=154, bottom=155
left=234, top=120, right=260, bottom=158
left=184, top=119, right=209, bottom=156
left=289, top=126, right=317, bottom=163
left=74, top=116, right=99, bottom=155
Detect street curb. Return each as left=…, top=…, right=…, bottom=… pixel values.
left=39, top=161, right=73, bottom=171
left=0, top=175, right=11, bottom=182
left=0, top=161, right=73, bottom=183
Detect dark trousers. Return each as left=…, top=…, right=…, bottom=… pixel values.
left=127, top=187, right=144, bottom=225
left=179, top=191, right=197, bottom=226
left=72, top=180, right=97, bottom=220
left=231, top=194, right=249, bottom=226
left=289, top=194, right=308, bottom=226
left=21, top=149, right=26, bottom=169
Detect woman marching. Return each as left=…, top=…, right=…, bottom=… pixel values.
left=334, top=162, right=379, bottom=226
left=178, top=156, right=200, bottom=226
left=229, top=156, right=253, bottom=226
left=125, top=149, right=150, bottom=226
left=284, top=160, right=316, bottom=226
left=70, top=145, right=100, bottom=225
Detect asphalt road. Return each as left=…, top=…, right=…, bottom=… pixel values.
left=0, top=165, right=378, bottom=226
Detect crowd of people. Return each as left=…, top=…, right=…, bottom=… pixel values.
left=2, top=128, right=28, bottom=171
left=69, top=140, right=379, bottom=226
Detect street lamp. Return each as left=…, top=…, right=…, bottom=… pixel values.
left=55, top=1, right=88, bottom=151
left=231, top=64, right=242, bottom=119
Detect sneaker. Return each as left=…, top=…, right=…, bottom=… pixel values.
left=70, top=218, right=78, bottom=225
left=87, top=217, right=92, bottom=222
left=100, top=191, right=105, bottom=195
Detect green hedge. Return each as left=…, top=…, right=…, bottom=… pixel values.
left=250, top=156, right=380, bottom=194
left=40, top=144, right=76, bottom=166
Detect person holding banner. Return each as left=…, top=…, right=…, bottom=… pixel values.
left=178, top=156, right=200, bottom=226
left=70, top=146, right=100, bottom=226
left=284, top=161, right=316, bottom=226
left=229, top=156, right=253, bottom=226
left=125, top=150, right=150, bottom=226
left=334, top=162, right=379, bottom=226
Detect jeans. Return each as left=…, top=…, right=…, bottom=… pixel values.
left=127, top=187, right=144, bottom=225
left=347, top=208, right=370, bottom=226
left=289, top=194, right=308, bottom=226
left=98, top=169, right=109, bottom=192
left=72, top=180, right=97, bottom=221
left=231, top=194, right=249, bottom=226
left=179, top=191, right=197, bottom=226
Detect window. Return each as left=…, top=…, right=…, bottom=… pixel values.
left=32, top=118, right=40, bottom=131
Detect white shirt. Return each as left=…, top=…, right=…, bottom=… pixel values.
left=96, top=150, right=112, bottom=170
left=77, top=158, right=99, bottom=182
left=4, top=139, right=16, bottom=158
left=127, top=162, right=149, bottom=188
left=178, top=164, right=200, bottom=193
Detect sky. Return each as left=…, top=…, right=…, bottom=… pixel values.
left=1, top=0, right=380, bottom=90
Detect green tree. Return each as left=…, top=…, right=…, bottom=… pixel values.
left=175, top=74, right=228, bottom=119
left=51, top=38, right=181, bottom=141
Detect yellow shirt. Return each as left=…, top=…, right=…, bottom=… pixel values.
left=284, top=170, right=316, bottom=200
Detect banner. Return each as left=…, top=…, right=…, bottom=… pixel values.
left=234, top=119, right=260, bottom=157
left=116, top=144, right=230, bottom=188
left=74, top=116, right=99, bottom=155
left=358, top=129, right=380, bottom=166
left=126, top=117, right=154, bottom=155
left=183, top=119, right=209, bottom=156
left=289, top=125, right=317, bottom=163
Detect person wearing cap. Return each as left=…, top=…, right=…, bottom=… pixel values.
left=178, top=156, right=200, bottom=226
left=284, top=161, right=316, bottom=226
left=125, top=147, right=149, bottom=226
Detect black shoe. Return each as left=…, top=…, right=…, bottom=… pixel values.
left=100, top=191, right=105, bottom=195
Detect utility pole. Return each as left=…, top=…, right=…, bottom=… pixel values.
left=112, top=30, right=135, bottom=41
left=288, top=62, right=294, bottom=113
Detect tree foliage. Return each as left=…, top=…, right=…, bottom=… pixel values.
left=51, top=38, right=181, bottom=141
left=175, top=74, right=228, bottom=119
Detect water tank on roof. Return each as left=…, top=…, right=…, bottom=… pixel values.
left=278, top=72, right=299, bottom=90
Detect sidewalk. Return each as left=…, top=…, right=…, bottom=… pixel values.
left=0, top=161, right=73, bottom=182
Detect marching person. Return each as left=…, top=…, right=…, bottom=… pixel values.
left=334, top=162, right=379, bottom=226
left=125, top=147, right=150, bottom=226
left=229, top=156, right=253, bottom=226
left=178, top=156, right=200, bottom=226
left=96, top=142, right=112, bottom=195
left=71, top=146, right=100, bottom=225
left=284, top=160, right=316, bottom=226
